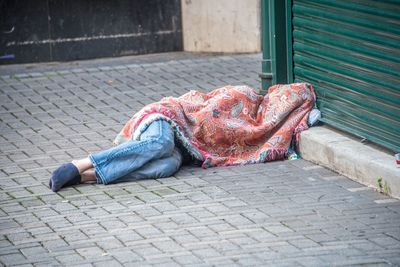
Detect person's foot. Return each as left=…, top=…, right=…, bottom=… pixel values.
left=49, top=163, right=81, bottom=192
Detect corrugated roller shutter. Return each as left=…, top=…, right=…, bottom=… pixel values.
left=291, top=0, right=400, bottom=152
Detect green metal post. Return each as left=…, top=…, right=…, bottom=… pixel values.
left=260, top=0, right=289, bottom=94
left=260, top=0, right=273, bottom=94
left=286, top=0, right=294, bottom=83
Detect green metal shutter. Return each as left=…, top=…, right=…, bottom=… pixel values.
left=291, top=0, right=400, bottom=152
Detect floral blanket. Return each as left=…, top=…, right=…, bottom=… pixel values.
left=114, top=83, right=315, bottom=168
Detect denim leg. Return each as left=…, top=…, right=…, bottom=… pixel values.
left=110, top=147, right=182, bottom=183
left=90, top=120, right=174, bottom=184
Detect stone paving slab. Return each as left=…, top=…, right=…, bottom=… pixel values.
left=0, top=52, right=399, bottom=266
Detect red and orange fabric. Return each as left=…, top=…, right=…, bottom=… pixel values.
left=114, top=83, right=315, bottom=168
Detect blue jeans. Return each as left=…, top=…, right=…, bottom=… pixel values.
left=90, top=120, right=182, bottom=184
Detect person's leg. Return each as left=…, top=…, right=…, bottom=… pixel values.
left=49, top=120, right=175, bottom=191
left=90, top=120, right=174, bottom=184
left=81, top=168, right=96, bottom=182
left=50, top=120, right=175, bottom=191
left=78, top=147, right=182, bottom=183
left=72, top=158, right=93, bottom=174
left=112, top=147, right=182, bottom=183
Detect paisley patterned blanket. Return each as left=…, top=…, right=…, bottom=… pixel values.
left=114, top=83, right=315, bottom=168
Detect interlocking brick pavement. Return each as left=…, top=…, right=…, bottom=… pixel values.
left=1, top=52, right=399, bottom=266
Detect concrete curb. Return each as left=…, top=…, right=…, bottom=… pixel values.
left=299, top=126, right=400, bottom=199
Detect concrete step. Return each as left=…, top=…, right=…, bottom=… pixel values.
left=299, top=126, right=400, bottom=199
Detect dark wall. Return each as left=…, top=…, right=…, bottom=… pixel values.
left=0, top=0, right=182, bottom=65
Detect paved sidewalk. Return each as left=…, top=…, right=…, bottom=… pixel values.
left=1, top=53, right=399, bottom=266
